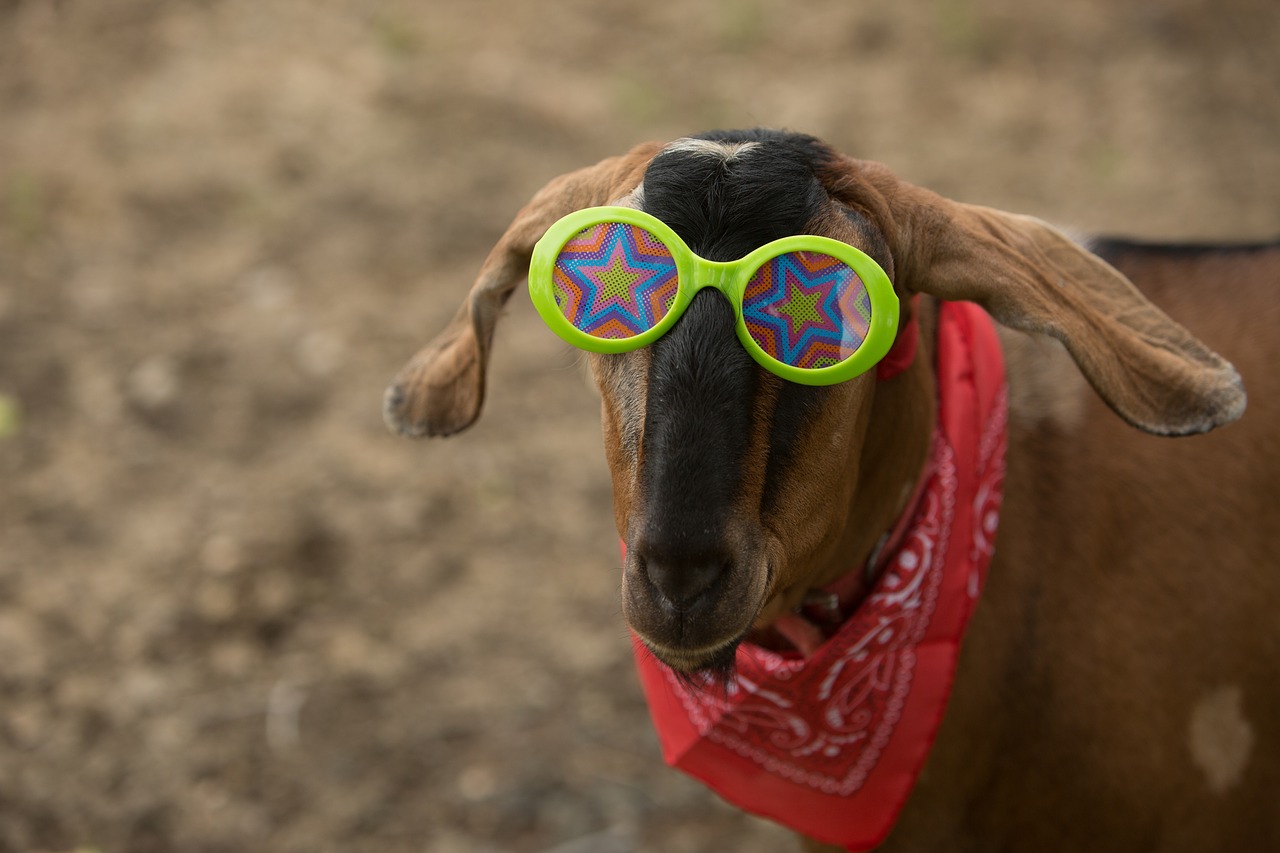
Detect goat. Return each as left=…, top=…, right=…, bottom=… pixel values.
left=384, top=129, right=1279, bottom=852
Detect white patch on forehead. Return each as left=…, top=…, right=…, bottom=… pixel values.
left=661, top=138, right=761, bottom=162
left=1189, top=685, right=1254, bottom=795
left=998, top=327, right=1089, bottom=432
left=610, top=183, right=645, bottom=209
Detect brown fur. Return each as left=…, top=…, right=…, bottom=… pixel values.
left=386, top=137, right=1277, bottom=851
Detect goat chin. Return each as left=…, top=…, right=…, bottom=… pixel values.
left=623, top=599, right=763, bottom=673
left=636, top=632, right=747, bottom=675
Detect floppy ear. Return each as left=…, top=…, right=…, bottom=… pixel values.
left=384, top=142, right=661, bottom=438
left=833, top=159, right=1246, bottom=436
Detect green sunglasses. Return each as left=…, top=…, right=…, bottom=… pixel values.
left=528, top=207, right=899, bottom=386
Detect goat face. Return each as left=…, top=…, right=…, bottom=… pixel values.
left=384, top=129, right=1245, bottom=674
left=592, top=132, right=899, bottom=672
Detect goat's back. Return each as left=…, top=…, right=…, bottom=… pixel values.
left=888, top=242, right=1280, bottom=852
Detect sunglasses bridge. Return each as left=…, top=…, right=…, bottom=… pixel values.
left=685, top=257, right=743, bottom=296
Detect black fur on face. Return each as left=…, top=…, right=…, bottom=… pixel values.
left=634, top=129, right=836, bottom=592
left=642, top=129, right=834, bottom=262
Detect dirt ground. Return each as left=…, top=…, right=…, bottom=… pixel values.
left=1, top=1, right=1277, bottom=851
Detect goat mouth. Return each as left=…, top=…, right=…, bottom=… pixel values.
left=623, top=582, right=764, bottom=673
left=640, top=632, right=745, bottom=675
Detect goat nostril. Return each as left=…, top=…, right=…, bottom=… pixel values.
left=641, top=554, right=727, bottom=607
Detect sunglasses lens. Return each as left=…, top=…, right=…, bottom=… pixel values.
left=552, top=222, right=679, bottom=340
left=742, top=251, right=874, bottom=370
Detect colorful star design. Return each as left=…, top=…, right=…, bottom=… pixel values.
left=596, top=255, right=640, bottom=302
left=776, top=286, right=823, bottom=331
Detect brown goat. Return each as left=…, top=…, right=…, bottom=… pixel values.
left=385, top=130, right=1279, bottom=851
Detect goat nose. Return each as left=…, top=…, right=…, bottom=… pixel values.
left=641, top=552, right=726, bottom=607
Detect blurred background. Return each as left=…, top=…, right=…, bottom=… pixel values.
left=0, top=0, right=1276, bottom=851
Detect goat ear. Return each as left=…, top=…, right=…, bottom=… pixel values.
left=383, top=142, right=660, bottom=437
left=854, top=166, right=1245, bottom=435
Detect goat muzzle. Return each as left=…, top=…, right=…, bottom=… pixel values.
left=621, top=535, right=773, bottom=672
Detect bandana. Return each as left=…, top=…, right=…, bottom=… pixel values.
left=632, top=300, right=1008, bottom=851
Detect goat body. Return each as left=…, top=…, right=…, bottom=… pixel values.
left=906, top=240, right=1280, bottom=852
left=386, top=130, right=1279, bottom=851
left=880, top=242, right=1279, bottom=852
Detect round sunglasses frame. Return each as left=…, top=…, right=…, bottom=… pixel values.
left=529, top=206, right=900, bottom=386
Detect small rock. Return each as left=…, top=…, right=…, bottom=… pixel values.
left=127, top=355, right=180, bottom=410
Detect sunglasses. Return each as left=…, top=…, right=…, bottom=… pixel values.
left=528, top=206, right=899, bottom=386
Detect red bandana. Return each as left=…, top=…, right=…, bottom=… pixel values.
left=632, top=301, right=1008, bottom=851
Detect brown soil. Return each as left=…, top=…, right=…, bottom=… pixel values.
left=1, top=1, right=1276, bottom=851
